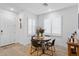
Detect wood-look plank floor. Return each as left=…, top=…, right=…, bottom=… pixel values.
left=0, top=43, right=67, bottom=56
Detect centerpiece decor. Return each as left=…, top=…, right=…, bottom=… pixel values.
left=36, top=27, right=44, bottom=37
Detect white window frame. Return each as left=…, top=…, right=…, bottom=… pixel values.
left=44, top=14, right=62, bottom=36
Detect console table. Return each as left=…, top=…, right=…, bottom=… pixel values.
left=67, top=42, right=79, bottom=56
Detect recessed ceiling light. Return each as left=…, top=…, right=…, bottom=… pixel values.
left=42, top=3, right=48, bottom=6
left=10, top=8, right=14, bottom=11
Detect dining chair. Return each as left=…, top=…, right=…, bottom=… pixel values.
left=46, top=39, right=56, bottom=55
left=30, top=36, right=42, bottom=55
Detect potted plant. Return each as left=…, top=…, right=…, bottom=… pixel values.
left=39, top=28, right=44, bottom=36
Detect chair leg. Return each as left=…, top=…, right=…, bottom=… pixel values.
left=36, top=48, right=39, bottom=56
left=30, top=45, right=32, bottom=54
left=53, top=46, right=55, bottom=52
left=51, top=47, right=53, bottom=55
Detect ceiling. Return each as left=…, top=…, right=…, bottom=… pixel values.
left=0, top=3, right=77, bottom=15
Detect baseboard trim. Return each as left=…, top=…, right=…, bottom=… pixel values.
left=0, top=43, right=15, bottom=48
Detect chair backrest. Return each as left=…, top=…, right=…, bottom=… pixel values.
left=51, top=39, right=56, bottom=46
left=31, top=35, right=35, bottom=40
left=31, top=37, right=41, bottom=47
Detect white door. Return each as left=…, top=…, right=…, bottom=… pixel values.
left=0, top=9, right=16, bottom=46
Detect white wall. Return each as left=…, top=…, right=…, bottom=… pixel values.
left=58, top=5, right=78, bottom=47
left=16, top=11, right=37, bottom=45
left=38, top=5, right=78, bottom=48
left=0, top=9, right=37, bottom=46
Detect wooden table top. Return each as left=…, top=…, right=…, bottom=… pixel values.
left=67, top=42, right=79, bottom=47
left=33, top=36, right=51, bottom=40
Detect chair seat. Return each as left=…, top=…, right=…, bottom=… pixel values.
left=46, top=42, right=52, bottom=46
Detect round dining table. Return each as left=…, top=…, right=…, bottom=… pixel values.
left=33, top=35, right=51, bottom=55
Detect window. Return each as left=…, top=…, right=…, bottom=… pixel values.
left=51, top=15, right=61, bottom=35
left=44, top=19, right=51, bottom=34
left=28, top=18, right=36, bottom=35
left=44, top=13, right=62, bottom=36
